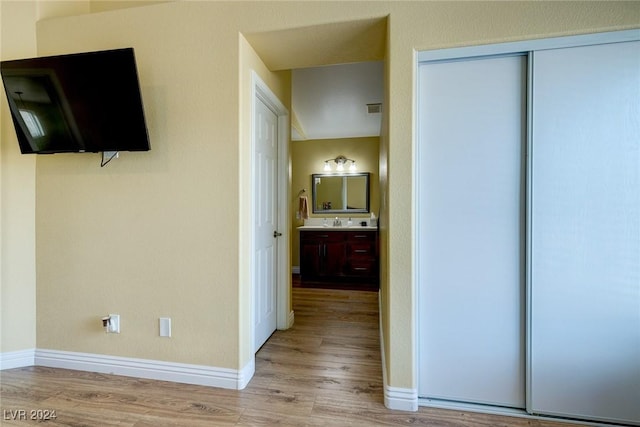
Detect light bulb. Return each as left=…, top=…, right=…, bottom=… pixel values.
left=349, top=161, right=357, bottom=171
left=336, top=162, right=344, bottom=172
left=324, top=161, right=331, bottom=171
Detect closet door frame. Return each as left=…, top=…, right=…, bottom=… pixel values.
left=415, top=28, right=640, bottom=417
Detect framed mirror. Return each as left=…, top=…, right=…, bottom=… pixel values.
left=312, top=173, right=370, bottom=214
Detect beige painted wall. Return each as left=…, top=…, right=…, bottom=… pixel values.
left=0, top=0, right=171, bottom=357
left=1, top=0, right=637, bottom=396
left=32, top=2, right=290, bottom=370
left=291, top=136, right=380, bottom=267
left=0, top=0, right=38, bottom=355
left=0, top=0, right=90, bottom=355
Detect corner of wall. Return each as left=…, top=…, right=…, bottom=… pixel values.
left=378, top=292, right=417, bottom=412
left=0, top=0, right=37, bottom=357
left=0, top=349, right=36, bottom=370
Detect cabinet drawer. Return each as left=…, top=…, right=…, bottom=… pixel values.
left=348, top=260, right=377, bottom=276
left=348, top=242, right=375, bottom=257
left=300, top=231, right=345, bottom=242
left=346, top=231, right=376, bottom=242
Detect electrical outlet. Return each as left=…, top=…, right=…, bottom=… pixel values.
left=109, top=314, right=120, bottom=333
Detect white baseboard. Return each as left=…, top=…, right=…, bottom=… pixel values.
left=288, top=310, right=295, bottom=328
left=385, top=385, right=419, bottom=411
left=35, top=349, right=254, bottom=390
left=378, top=292, right=418, bottom=411
left=0, top=349, right=36, bottom=370
left=237, top=356, right=255, bottom=390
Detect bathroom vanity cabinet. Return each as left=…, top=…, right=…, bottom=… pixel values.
left=299, top=229, right=379, bottom=290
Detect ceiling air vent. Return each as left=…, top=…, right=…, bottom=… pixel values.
left=367, top=103, right=382, bottom=114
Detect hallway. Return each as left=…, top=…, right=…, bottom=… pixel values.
left=254, top=287, right=383, bottom=417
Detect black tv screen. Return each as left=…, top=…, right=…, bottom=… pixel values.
left=0, top=48, right=150, bottom=154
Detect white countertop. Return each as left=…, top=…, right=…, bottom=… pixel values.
left=297, top=225, right=378, bottom=231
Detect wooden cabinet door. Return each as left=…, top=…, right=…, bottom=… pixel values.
left=300, top=231, right=345, bottom=279
left=300, top=240, right=322, bottom=277
left=323, top=241, right=346, bottom=276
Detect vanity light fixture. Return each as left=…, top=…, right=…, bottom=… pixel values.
left=323, top=155, right=356, bottom=172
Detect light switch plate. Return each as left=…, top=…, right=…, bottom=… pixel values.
left=159, top=317, right=171, bottom=337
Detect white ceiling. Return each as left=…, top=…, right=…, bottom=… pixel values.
left=291, top=61, right=383, bottom=141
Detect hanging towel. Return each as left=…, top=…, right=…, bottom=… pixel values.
left=299, top=195, right=309, bottom=220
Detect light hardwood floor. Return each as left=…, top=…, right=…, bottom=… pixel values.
left=1, top=287, right=583, bottom=426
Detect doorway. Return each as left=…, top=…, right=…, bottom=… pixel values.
left=251, top=72, right=290, bottom=353
left=290, top=61, right=383, bottom=289
left=245, top=15, right=388, bottom=378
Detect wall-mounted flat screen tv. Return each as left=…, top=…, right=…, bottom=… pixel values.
left=0, top=47, right=150, bottom=154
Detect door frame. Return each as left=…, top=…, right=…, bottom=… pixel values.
left=250, top=71, right=291, bottom=354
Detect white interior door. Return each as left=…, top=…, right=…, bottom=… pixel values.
left=254, top=95, right=278, bottom=351
left=529, top=40, right=640, bottom=425
left=417, top=54, right=527, bottom=408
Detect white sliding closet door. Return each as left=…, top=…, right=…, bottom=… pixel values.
left=417, top=55, right=526, bottom=407
left=529, top=41, right=640, bottom=425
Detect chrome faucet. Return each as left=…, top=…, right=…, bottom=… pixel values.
left=333, top=217, right=342, bottom=227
